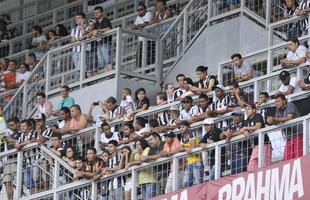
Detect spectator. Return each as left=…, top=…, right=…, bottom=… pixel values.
left=141, top=132, right=165, bottom=161
left=73, top=156, right=86, bottom=180
left=3, top=62, right=18, bottom=102
left=267, top=93, right=302, bottom=160
left=34, top=113, right=54, bottom=145
left=2, top=117, right=20, bottom=200
left=71, top=12, right=87, bottom=70
left=55, top=85, right=75, bottom=112
left=63, top=104, right=89, bottom=133
left=178, top=120, right=203, bottom=187
left=50, top=133, right=67, bottom=157
left=35, top=92, right=53, bottom=118
left=242, top=104, right=270, bottom=170
left=156, top=105, right=180, bottom=132
left=173, top=74, right=187, bottom=101
left=195, top=66, right=217, bottom=93
left=50, top=107, right=71, bottom=135
left=220, top=108, right=249, bottom=174
left=164, top=83, right=175, bottom=103
left=15, top=119, right=37, bottom=194
left=134, top=88, right=150, bottom=113
left=280, top=37, right=307, bottom=68
left=119, top=122, right=140, bottom=145
left=179, top=96, right=199, bottom=122
left=283, top=0, right=301, bottom=38
left=93, top=6, right=113, bottom=72
left=156, top=93, right=170, bottom=126
left=86, top=100, right=105, bottom=125
left=179, top=77, right=196, bottom=99
left=125, top=138, right=156, bottom=199
left=120, top=146, right=132, bottom=200
left=162, top=132, right=181, bottom=193
left=100, top=96, right=123, bottom=121
left=27, top=53, right=38, bottom=71
left=134, top=117, right=149, bottom=137
left=120, top=88, right=135, bottom=121
left=151, top=0, right=173, bottom=24
left=0, top=20, right=10, bottom=42
left=0, top=58, right=9, bottom=71
left=228, top=81, right=249, bottom=108
left=75, top=147, right=103, bottom=179
left=99, top=122, right=120, bottom=150
left=1, top=14, right=12, bottom=25
left=16, top=63, right=31, bottom=86
left=296, top=1, right=310, bottom=35
left=62, top=146, right=77, bottom=168
left=31, top=25, right=47, bottom=59
left=131, top=2, right=152, bottom=30
left=299, top=71, right=310, bottom=89
left=231, top=53, right=255, bottom=82
left=191, top=93, right=211, bottom=122
left=43, top=30, right=58, bottom=49
left=55, top=24, right=69, bottom=37
left=256, top=92, right=271, bottom=123
left=278, top=70, right=301, bottom=96
left=209, top=84, right=233, bottom=116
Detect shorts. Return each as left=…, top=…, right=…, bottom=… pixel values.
left=2, top=158, right=17, bottom=182
left=124, top=178, right=132, bottom=192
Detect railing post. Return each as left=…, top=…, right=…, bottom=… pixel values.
left=80, top=41, right=86, bottom=88
left=207, top=0, right=213, bottom=21
left=91, top=181, right=97, bottom=200
left=53, top=160, right=60, bottom=200
left=115, top=28, right=122, bottom=76
left=258, top=131, right=264, bottom=168
left=155, top=38, right=163, bottom=85
left=303, top=119, right=309, bottom=155
left=253, top=80, right=258, bottom=102
left=141, top=38, right=147, bottom=69
left=94, top=126, right=100, bottom=153
left=172, top=156, right=179, bottom=191
left=83, top=0, right=88, bottom=14
left=214, top=144, right=221, bottom=180
left=46, top=53, right=51, bottom=94
left=182, top=8, right=188, bottom=50
left=16, top=151, right=23, bottom=199
left=267, top=27, right=273, bottom=73
left=131, top=168, right=137, bottom=200
left=22, top=82, right=28, bottom=119
left=266, top=0, right=271, bottom=25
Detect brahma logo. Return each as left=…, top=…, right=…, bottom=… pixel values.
left=218, top=159, right=304, bottom=200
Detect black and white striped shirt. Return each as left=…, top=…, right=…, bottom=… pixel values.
left=71, top=25, right=87, bottom=52
left=173, top=88, right=186, bottom=101
left=157, top=110, right=170, bottom=126
left=108, top=153, right=124, bottom=190
left=298, top=0, right=310, bottom=30
left=17, top=130, right=38, bottom=166
left=179, top=105, right=199, bottom=121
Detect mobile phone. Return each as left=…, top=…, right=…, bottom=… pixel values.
left=93, top=101, right=100, bottom=106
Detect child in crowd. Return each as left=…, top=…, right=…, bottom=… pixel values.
left=120, top=88, right=135, bottom=121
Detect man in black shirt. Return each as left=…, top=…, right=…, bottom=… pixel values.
left=200, top=118, right=222, bottom=180
left=93, top=6, right=112, bottom=71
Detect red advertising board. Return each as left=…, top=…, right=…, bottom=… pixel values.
left=151, top=154, right=310, bottom=200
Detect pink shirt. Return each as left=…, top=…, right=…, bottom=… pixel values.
left=163, top=138, right=181, bottom=153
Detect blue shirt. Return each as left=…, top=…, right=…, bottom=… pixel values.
left=57, top=96, right=75, bottom=110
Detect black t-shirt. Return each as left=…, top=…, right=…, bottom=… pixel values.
left=148, top=141, right=165, bottom=156
left=245, top=113, right=269, bottom=144
left=136, top=97, right=150, bottom=110
left=94, top=17, right=112, bottom=43
left=201, top=127, right=222, bottom=143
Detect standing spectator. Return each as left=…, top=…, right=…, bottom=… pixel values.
left=16, top=63, right=31, bottom=86
left=231, top=53, right=255, bottom=82
left=31, top=25, right=47, bottom=60
left=173, top=74, right=187, bottom=101
left=71, top=12, right=86, bottom=70
left=2, top=60, right=17, bottom=103
left=0, top=20, right=10, bottom=42
left=54, top=85, right=75, bottom=112
left=34, top=113, right=53, bottom=146
left=93, top=6, right=113, bottom=72
left=156, top=93, right=169, bottom=126
left=200, top=118, right=222, bottom=180
left=267, top=94, right=302, bottom=160
left=299, top=71, right=310, bottom=89
left=256, top=92, right=271, bottom=123
left=27, top=53, right=38, bottom=71
left=296, top=0, right=310, bottom=35
left=99, top=122, right=120, bottom=150
left=278, top=70, right=302, bottom=96
left=164, top=83, right=175, bottom=103
left=73, top=156, right=86, bottom=180
left=179, top=96, right=199, bottom=122
left=280, top=37, right=307, bottom=68
left=195, top=66, right=217, bottom=94
left=120, top=88, right=135, bottom=121
left=55, top=24, right=69, bottom=37
left=283, top=0, right=301, bottom=38
left=151, top=0, right=173, bottom=24
left=35, top=92, right=53, bottom=119
left=179, top=121, right=203, bottom=188
left=131, top=2, right=152, bottom=30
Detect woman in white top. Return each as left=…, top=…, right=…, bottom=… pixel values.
left=35, top=92, right=53, bottom=118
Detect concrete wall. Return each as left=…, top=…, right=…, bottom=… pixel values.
left=163, top=15, right=268, bottom=86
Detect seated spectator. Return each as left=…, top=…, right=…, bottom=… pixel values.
left=53, top=85, right=75, bottom=114
left=35, top=92, right=53, bottom=118
left=179, top=77, right=196, bottom=99
left=231, top=53, right=255, bottom=82
left=179, top=96, right=199, bottom=122
left=164, top=83, right=175, bottom=103
left=278, top=70, right=301, bottom=96
left=156, top=93, right=169, bottom=126
left=267, top=93, right=302, bottom=161
left=280, top=37, right=307, bottom=68
left=99, top=122, right=120, bottom=150
left=162, top=132, right=182, bottom=193
left=209, top=84, right=233, bottom=116
left=179, top=120, right=203, bottom=187
left=299, top=71, right=310, bottom=89
left=191, top=93, right=212, bottom=122
left=50, top=107, right=71, bottom=135
left=220, top=108, right=248, bottom=174
left=27, top=53, right=38, bottom=71
left=16, top=63, right=31, bottom=86
left=62, top=146, right=77, bottom=168
left=50, top=133, right=67, bottom=157
left=255, top=92, right=271, bottom=123
left=200, top=118, right=222, bottom=180
left=55, top=24, right=69, bottom=37
left=130, top=88, right=150, bottom=117
left=31, top=25, right=47, bottom=60
left=243, top=104, right=270, bottom=170
left=119, top=122, right=141, bottom=145
left=120, top=88, right=135, bottom=121
left=156, top=105, right=180, bottom=132
left=100, top=96, right=123, bottom=121
left=151, top=0, right=173, bottom=24
left=42, top=30, right=58, bottom=49
left=34, top=113, right=54, bottom=146
left=134, top=117, right=149, bottom=137
left=63, top=105, right=89, bottom=133
left=125, top=138, right=156, bottom=199
left=0, top=20, right=10, bottom=42
left=194, top=66, right=217, bottom=94
left=131, top=2, right=152, bottom=30
left=228, top=81, right=249, bottom=108
left=173, top=74, right=187, bottom=101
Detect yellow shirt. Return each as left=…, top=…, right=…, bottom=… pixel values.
left=134, top=147, right=156, bottom=185
left=180, top=132, right=201, bottom=165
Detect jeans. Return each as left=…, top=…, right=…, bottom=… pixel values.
left=72, top=52, right=81, bottom=69
left=97, top=43, right=112, bottom=68
left=182, top=161, right=204, bottom=188
left=25, top=166, right=35, bottom=189
left=141, top=183, right=156, bottom=200
left=231, top=153, right=248, bottom=174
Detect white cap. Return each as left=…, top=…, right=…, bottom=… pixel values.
left=203, top=118, right=214, bottom=125
left=213, top=84, right=225, bottom=91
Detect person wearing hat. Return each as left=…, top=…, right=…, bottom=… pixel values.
left=231, top=53, right=255, bottom=82
left=195, top=66, right=218, bottom=93
left=155, top=105, right=180, bottom=132
left=179, top=120, right=203, bottom=188
left=179, top=95, right=199, bottom=122
left=280, top=37, right=307, bottom=68
left=278, top=70, right=301, bottom=96
left=208, top=83, right=233, bottom=117
left=35, top=113, right=54, bottom=145
left=162, top=131, right=182, bottom=193
left=200, top=118, right=222, bottom=180
left=298, top=71, right=310, bottom=90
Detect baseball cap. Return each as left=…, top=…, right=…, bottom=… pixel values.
left=182, top=96, right=193, bottom=102
left=213, top=84, right=225, bottom=91
left=169, top=105, right=179, bottom=111
left=203, top=118, right=214, bottom=125
left=279, top=70, right=290, bottom=81
left=164, top=131, right=176, bottom=138
left=34, top=113, right=46, bottom=121
left=231, top=108, right=244, bottom=116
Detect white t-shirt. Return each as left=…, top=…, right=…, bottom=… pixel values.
left=136, top=127, right=149, bottom=137
left=120, top=95, right=135, bottom=115
left=100, top=132, right=120, bottom=144
left=287, top=45, right=307, bottom=63
left=278, top=77, right=302, bottom=94
left=134, top=12, right=152, bottom=25
left=179, top=105, right=199, bottom=121
left=16, top=71, right=31, bottom=82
